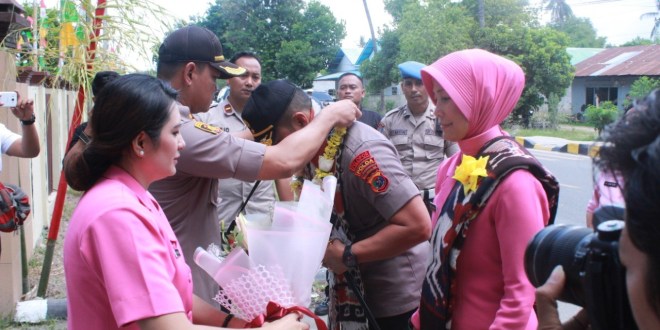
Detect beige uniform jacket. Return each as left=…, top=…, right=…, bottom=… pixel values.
left=195, top=100, right=276, bottom=227
left=336, top=122, right=431, bottom=317
left=149, top=103, right=266, bottom=307
left=380, top=103, right=458, bottom=190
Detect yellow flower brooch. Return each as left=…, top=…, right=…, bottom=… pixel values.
left=452, top=154, right=490, bottom=195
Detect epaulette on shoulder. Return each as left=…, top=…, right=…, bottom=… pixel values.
left=194, top=121, right=221, bottom=135
left=384, top=107, right=402, bottom=118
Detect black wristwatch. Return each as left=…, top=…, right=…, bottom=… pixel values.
left=342, top=243, right=358, bottom=269
left=20, top=114, right=36, bottom=126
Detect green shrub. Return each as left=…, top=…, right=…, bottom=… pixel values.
left=585, top=101, right=618, bottom=135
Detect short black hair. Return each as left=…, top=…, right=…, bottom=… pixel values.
left=91, top=71, right=120, bottom=96
left=336, top=72, right=363, bottom=89
left=596, top=88, right=660, bottom=317
left=229, top=51, right=262, bottom=66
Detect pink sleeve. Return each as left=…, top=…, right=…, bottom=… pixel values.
left=586, top=188, right=599, bottom=214
left=489, top=170, right=549, bottom=329
left=81, top=206, right=185, bottom=327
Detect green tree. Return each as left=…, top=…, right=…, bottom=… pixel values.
left=197, top=0, right=345, bottom=86
left=550, top=16, right=606, bottom=47
left=360, top=28, right=400, bottom=110
left=621, top=36, right=656, bottom=47
left=585, top=101, right=618, bottom=135
left=628, top=76, right=660, bottom=103
left=397, top=0, right=474, bottom=64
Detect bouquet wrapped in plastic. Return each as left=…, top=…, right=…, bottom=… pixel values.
left=194, top=176, right=337, bottom=329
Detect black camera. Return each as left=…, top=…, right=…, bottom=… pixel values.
left=524, top=220, right=637, bottom=330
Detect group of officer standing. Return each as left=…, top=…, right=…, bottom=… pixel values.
left=63, top=23, right=458, bottom=329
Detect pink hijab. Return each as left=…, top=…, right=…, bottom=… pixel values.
left=421, top=48, right=525, bottom=139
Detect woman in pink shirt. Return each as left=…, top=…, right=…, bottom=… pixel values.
left=411, top=49, right=559, bottom=329
left=64, top=74, right=307, bottom=330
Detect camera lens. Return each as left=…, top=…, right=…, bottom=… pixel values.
left=524, top=225, right=593, bottom=306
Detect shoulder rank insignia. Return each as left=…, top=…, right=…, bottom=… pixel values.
left=224, top=103, right=233, bottom=115
left=194, top=121, right=221, bottom=135
left=349, top=150, right=389, bottom=193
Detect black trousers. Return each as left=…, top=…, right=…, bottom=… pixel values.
left=372, top=309, right=415, bottom=330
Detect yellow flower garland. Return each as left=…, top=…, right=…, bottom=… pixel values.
left=452, top=154, right=489, bottom=195
left=290, top=127, right=347, bottom=196
left=314, top=127, right=346, bottom=183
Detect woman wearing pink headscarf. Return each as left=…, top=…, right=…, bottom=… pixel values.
left=411, top=49, right=559, bottom=329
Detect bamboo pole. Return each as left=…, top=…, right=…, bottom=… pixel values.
left=37, top=0, right=106, bottom=297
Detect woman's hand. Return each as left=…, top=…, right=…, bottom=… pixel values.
left=261, top=313, right=310, bottom=330
left=536, top=266, right=590, bottom=330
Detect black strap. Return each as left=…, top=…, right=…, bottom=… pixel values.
left=225, top=180, right=261, bottom=234
left=335, top=139, right=381, bottom=330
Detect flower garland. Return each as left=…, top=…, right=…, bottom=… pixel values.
left=452, top=154, right=489, bottom=195
left=290, top=127, right=347, bottom=196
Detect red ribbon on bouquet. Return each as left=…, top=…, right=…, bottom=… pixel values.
left=246, top=301, right=328, bottom=330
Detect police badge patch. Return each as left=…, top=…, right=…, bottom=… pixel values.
left=349, top=151, right=390, bottom=193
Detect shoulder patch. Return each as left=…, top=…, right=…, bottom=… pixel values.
left=349, top=151, right=389, bottom=193
left=349, top=151, right=373, bottom=172
left=194, top=121, right=221, bottom=135
left=368, top=171, right=389, bottom=193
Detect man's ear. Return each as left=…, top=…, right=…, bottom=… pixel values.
left=182, top=62, right=196, bottom=86
left=292, top=111, right=311, bottom=128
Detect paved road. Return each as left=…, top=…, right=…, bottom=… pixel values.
left=530, top=149, right=592, bottom=321
left=530, top=149, right=593, bottom=227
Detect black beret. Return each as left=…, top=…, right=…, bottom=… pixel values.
left=242, top=79, right=297, bottom=145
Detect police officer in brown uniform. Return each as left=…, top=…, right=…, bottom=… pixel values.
left=243, top=80, right=431, bottom=330
left=380, top=61, right=458, bottom=214
left=194, top=52, right=276, bottom=229
left=61, top=26, right=359, bottom=309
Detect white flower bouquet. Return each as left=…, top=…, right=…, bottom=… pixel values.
left=194, top=176, right=337, bottom=329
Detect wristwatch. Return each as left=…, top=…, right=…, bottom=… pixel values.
left=342, top=243, right=358, bottom=269
left=20, top=114, right=36, bottom=126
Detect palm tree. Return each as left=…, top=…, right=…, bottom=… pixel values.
left=640, top=0, right=659, bottom=40
left=544, top=0, right=573, bottom=24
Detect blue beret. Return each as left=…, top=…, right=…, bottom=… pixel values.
left=398, top=61, right=426, bottom=80
left=243, top=79, right=297, bottom=144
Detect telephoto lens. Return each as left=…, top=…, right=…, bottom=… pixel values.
left=524, top=224, right=593, bottom=306
left=525, top=220, right=638, bottom=330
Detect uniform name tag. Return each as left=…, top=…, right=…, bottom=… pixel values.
left=391, top=129, right=407, bottom=136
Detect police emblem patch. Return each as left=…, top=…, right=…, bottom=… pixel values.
left=194, top=121, right=221, bottom=135
left=369, top=171, right=389, bottom=193
left=350, top=151, right=389, bottom=193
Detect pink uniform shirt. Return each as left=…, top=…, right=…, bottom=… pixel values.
left=64, top=166, right=193, bottom=329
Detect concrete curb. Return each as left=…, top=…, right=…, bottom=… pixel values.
left=514, top=136, right=601, bottom=157
left=14, top=298, right=67, bottom=323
